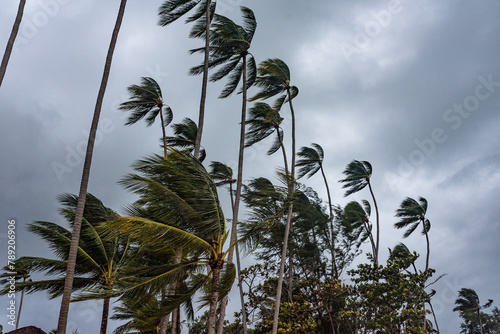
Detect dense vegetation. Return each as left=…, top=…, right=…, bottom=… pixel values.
left=1, top=1, right=497, bottom=334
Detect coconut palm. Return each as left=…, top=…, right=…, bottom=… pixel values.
left=394, top=196, right=431, bottom=271
left=296, top=143, right=338, bottom=278
left=190, top=7, right=257, bottom=332
left=249, top=58, right=299, bottom=334
left=340, top=200, right=376, bottom=262
left=339, top=160, right=380, bottom=267
left=158, top=0, right=216, bottom=159
left=165, top=117, right=206, bottom=161
left=0, top=265, right=31, bottom=329
left=4, top=193, right=133, bottom=334
left=95, top=150, right=236, bottom=334
left=454, top=288, right=494, bottom=334
left=0, top=0, right=26, bottom=87
left=119, top=77, right=173, bottom=157
left=58, top=1, right=128, bottom=332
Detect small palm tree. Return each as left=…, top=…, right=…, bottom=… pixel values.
left=296, top=143, right=337, bottom=278
left=339, top=160, right=380, bottom=267
left=341, top=200, right=376, bottom=261
left=0, top=265, right=31, bottom=329
left=59, top=2, right=128, bottom=332
left=0, top=0, right=26, bottom=87
left=394, top=196, right=431, bottom=271
left=165, top=117, right=206, bottom=161
left=453, top=288, right=493, bottom=334
left=119, top=77, right=173, bottom=157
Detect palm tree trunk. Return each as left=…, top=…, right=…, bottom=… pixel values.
left=57, top=1, right=127, bottom=332
left=159, top=108, right=168, bottom=158
left=16, top=279, right=25, bottom=329
left=367, top=182, right=379, bottom=267
left=0, top=0, right=26, bottom=87
left=428, top=300, right=440, bottom=334
left=217, top=55, right=248, bottom=334
left=320, top=165, right=338, bottom=278
left=208, top=265, right=222, bottom=334
left=170, top=250, right=183, bottom=334
left=100, top=297, right=110, bottom=334
left=423, top=225, right=430, bottom=271
left=478, top=308, right=484, bottom=334
left=193, top=0, right=211, bottom=159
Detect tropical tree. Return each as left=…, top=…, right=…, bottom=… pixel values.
left=158, top=0, right=216, bottom=159
left=58, top=1, right=128, bottom=332
left=95, top=150, right=236, bottom=334
left=394, top=196, right=431, bottom=271
left=2, top=193, right=133, bottom=334
left=339, top=160, right=380, bottom=267
left=249, top=58, right=299, bottom=334
left=165, top=117, right=206, bottom=161
left=0, top=265, right=31, bottom=329
left=296, top=143, right=338, bottom=278
left=454, top=288, right=494, bottom=334
left=190, top=7, right=257, bottom=332
left=0, top=0, right=26, bottom=87
left=119, top=77, right=173, bottom=157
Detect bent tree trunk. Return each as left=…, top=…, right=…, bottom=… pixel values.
left=57, top=1, right=128, bottom=332
left=0, top=0, right=26, bottom=87
left=208, top=265, right=222, bottom=334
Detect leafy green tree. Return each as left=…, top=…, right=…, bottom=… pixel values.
left=97, top=150, right=236, bottom=334
left=158, top=0, right=216, bottom=159
left=395, top=196, right=431, bottom=271
left=296, top=143, right=338, bottom=278
left=58, top=1, right=128, bottom=332
left=119, top=77, right=173, bottom=157
left=339, top=160, right=381, bottom=267
left=0, top=0, right=26, bottom=87
left=454, top=288, right=494, bottom=334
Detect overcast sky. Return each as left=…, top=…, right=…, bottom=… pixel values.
left=1, top=0, right=500, bottom=332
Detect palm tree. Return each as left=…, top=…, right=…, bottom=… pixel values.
left=296, top=143, right=338, bottom=278
left=158, top=0, right=216, bottom=159
left=0, top=0, right=26, bottom=87
left=249, top=58, right=299, bottom=334
left=97, top=150, right=236, bottom=334
left=119, top=77, right=173, bottom=157
left=5, top=193, right=133, bottom=334
left=165, top=117, right=206, bottom=161
left=58, top=1, right=128, bottom=332
left=0, top=265, right=31, bottom=329
left=339, top=160, right=380, bottom=267
left=394, top=196, right=431, bottom=271
left=454, top=288, right=494, bottom=334
left=341, top=200, right=376, bottom=262
left=190, top=7, right=257, bottom=332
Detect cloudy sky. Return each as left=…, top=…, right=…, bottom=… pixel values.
left=1, top=0, right=500, bottom=332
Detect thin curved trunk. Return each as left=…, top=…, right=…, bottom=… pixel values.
left=320, top=165, right=338, bottom=278
left=423, top=221, right=430, bottom=271
left=57, top=1, right=127, bottom=332
left=367, top=181, right=379, bottom=267
left=207, top=266, right=221, bottom=334
left=272, top=88, right=297, bottom=334
left=0, top=0, right=26, bottom=87
left=217, top=55, right=248, bottom=334
left=193, top=0, right=212, bottom=159
left=16, top=277, right=26, bottom=329
left=428, top=300, right=440, bottom=334
left=159, top=108, right=167, bottom=158
left=100, top=297, right=110, bottom=334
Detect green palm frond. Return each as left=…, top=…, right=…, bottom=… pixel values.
left=395, top=196, right=429, bottom=237
left=296, top=143, right=324, bottom=179
left=158, top=0, right=199, bottom=26
left=339, top=160, right=372, bottom=197
left=249, top=58, right=297, bottom=104
left=209, top=161, right=235, bottom=187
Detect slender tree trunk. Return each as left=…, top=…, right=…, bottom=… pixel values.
left=423, top=223, right=430, bottom=271
left=272, top=88, right=297, bottom=334
left=158, top=316, right=169, bottom=334
left=170, top=250, right=183, bottom=334
left=16, top=279, right=25, bottom=329
left=0, top=0, right=26, bottom=87
left=159, top=107, right=168, bottom=158
left=217, top=55, right=248, bottom=334
left=478, top=308, right=484, bottom=334
left=193, top=0, right=212, bottom=159
left=100, top=297, right=110, bottom=334
left=320, top=165, right=338, bottom=278
left=428, top=300, right=440, bottom=334
left=367, top=182, right=379, bottom=267
left=208, top=265, right=221, bottom=334
left=57, top=1, right=127, bottom=332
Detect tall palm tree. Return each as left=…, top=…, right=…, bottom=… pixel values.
left=119, top=77, right=173, bottom=157
left=4, top=193, right=133, bottom=334
left=190, top=7, right=257, bottom=332
left=339, top=160, right=380, bottom=267
left=58, top=1, right=128, bottom=332
left=249, top=58, right=299, bottom=334
left=96, top=150, right=236, bottom=334
left=296, top=143, right=338, bottom=278
left=165, top=117, right=206, bottom=161
left=394, top=196, right=431, bottom=271
left=453, top=288, right=493, bottom=334
left=158, top=0, right=216, bottom=159
left=0, top=0, right=26, bottom=87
